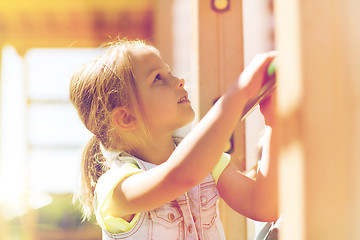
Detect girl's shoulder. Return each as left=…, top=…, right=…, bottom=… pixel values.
left=94, top=155, right=144, bottom=234
left=96, top=156, right=143, bottom=193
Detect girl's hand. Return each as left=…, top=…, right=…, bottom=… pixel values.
left=237, top=51, right=277, bottom=101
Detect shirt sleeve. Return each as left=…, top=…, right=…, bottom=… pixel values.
left=94, top=161, right=144, bottom=234
left=211, top=153, right=231, bottom=184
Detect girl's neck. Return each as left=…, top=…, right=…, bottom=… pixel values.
left=134, top=134, right=175, bottom=165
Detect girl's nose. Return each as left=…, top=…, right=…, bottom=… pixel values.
left=176, top=77, right=185, bottom=88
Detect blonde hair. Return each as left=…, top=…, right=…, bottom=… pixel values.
left=69, top=39, right=151, bottom=220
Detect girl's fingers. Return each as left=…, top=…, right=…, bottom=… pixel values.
left=238, top=52, right=278, bottom=99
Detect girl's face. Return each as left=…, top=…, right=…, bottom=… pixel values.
left=130, top=46, right=195, bottom=134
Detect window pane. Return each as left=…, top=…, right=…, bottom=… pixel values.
left=28, top=104, right=91, bottom=147
left=26, top=48, right=102, bottom=101
left=28, top=149, right=82, bottom=193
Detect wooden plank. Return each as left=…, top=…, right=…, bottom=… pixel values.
left=153, top=0, right=173, bottom=68
left=274, top=0, right=360, bottom=239
left=193, top=1, right=247, bottom=239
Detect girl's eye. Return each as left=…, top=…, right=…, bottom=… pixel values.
left=153, top=74, right=161, bottom=83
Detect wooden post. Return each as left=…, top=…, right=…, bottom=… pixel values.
left=154, top=0, right=174, bottom=67
left=192, top=1, right=247, bottom=239
left=274, top=0, right=360, bottom=239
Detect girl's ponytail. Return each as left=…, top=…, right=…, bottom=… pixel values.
left=74, top=135, right=107, bottom=220
left=70, top=39, right=150, bottom=220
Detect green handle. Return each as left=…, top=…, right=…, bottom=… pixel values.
left=267, top=57, right=277, bottom=76
left=240, top=58, right=277, bottom=121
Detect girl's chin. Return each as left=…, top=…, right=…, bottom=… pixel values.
left=184, top=115, right=195, bottom=126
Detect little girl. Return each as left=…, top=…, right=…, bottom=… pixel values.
left=70, top=39, right=278, bottom=239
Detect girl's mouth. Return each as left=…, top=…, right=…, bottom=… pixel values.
left=178, top=96, right=189, bottom=103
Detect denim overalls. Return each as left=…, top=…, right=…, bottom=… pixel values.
left=101, top=157, right=226, bottom=240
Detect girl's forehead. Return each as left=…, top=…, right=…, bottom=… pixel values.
left=130, top=46, right=160, bottom=61
left=130, top=46, right=166, bottom=78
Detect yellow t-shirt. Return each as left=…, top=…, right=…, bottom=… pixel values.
left=94, top=153, right=230, bottom=234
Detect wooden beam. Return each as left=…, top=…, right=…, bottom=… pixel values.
left=274, top=0, right=360, bottom=239
left=193, top=0, right=247, bottom=239
left=153, top=0, right=173, bottom=68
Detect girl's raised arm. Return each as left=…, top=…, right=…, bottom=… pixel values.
left=110, top=52, right=277, bottom=218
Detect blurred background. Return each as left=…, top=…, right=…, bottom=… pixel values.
left=0, top=0, right=274, bottom=239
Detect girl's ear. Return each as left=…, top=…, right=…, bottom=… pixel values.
left=112, top=107, right=137, bottom=130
